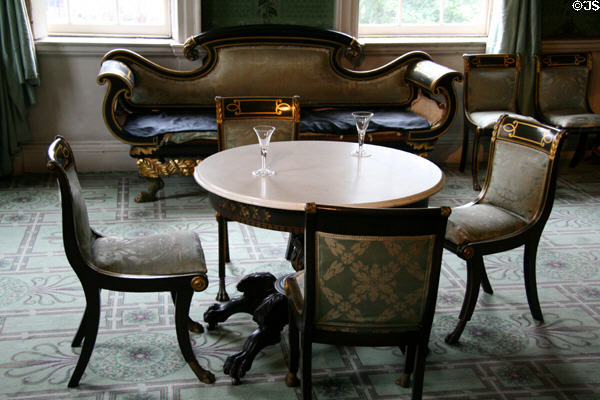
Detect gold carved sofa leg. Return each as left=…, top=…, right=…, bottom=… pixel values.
left=135, top=157, right=201, bottom=203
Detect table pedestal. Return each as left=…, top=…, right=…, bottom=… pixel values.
left=203, top=272, right=289, bottom=384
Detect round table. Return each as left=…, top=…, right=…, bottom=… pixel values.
left=194, top=140, right=445, bottom=383
left=194, top=140, right=445, bottom=233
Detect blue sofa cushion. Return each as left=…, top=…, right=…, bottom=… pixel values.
left=123, top=108, right=430, bottom=139
left=300, top=108, right=430, bottom=135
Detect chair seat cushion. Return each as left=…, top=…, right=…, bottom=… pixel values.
left=445, top=203, right=528, bottom=246
left=91, top=230, right=207, bottom=275
left=544, top=112, right=600, bottom=128
left=469, top=112, right=537, bottom=130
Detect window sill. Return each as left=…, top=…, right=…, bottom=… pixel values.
left=358, top=36, right=487, bottom=55
left=35, top=36, right=185, bottom=56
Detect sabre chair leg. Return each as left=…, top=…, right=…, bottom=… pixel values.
left=174, top=290, right=215, bottom=384
left=524, top=237, right=544, bottom=321
left=481, top=269, right=493, bottom=294
left=216, top=213, right=230, bottom=302
left=69, top=288, right=101, bottom=388
left=410, top=343, right=428, bottom=400
left=300, top=332, right=313, bottom=400
left=445, top=256, right=483, bottom=345
left=286, top=313, right=300, bottom=387
left=71, top=304, right=91, bottom=347
left=397, top=344, right=416, bottom=388
left=459, top=123, right=469, bottom=172
left=170, top=291, right=204, bottom=333
left=569, top=132, right=588, bottom=167
left=471, top=129, right=482, bottom=191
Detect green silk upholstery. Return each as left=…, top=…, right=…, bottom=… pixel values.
left=483, top=140, right=550, bottom=221
left=445, top=204, right=527, bottom=246
left=64, top=167, right=95, bottom=261
left=543, top=112, right=600, bottom=128
left=539, top=68, right=589, bottom=114
left=92, top=231, right=207, bottom=275
left=467, top=69, right=518, bottom=113
left=294, top=232, right=436, bottom=334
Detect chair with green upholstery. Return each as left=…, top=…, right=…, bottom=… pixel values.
left=461, top=53, right=522, bottom=190
left=284, top=204, right=450, bottom=400
left=212, top=96, right=301, bottom=301
left=535, top=52, right=600, bottom=167
left=444, top=115, right=566, bottom=345
left=47, top=136, right=215, bottom=387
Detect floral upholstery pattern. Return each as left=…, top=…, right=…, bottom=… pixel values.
left=467, top=69, right=518, bottom=113
left=483, top=140, right=549, bottom=221
left=308, top=232, right=436, bottom=333
left=91, top=230, right=207, bottom=275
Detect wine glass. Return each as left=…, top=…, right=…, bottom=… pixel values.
left=252, top=125, right=276, bottom=176
left=351, top=111, right=373, bottom=157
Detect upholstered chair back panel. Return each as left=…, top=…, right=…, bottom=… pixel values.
left=539, top=67, right=589, bottom=114
left=482, top=140, right=550, bottom=221
left=64, top=167, right=95, bottom=260
left=221, top=118, right=295, bottom=150
left=313, top=232, right=435, bottom=334
left=129, top=47, right=413, bottom=106
left=467, top=69, right=519, bottom=112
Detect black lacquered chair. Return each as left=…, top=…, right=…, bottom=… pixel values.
left=535, top=52, right=600, bottom=167
left=444, top=115, right=566, bottom=345
left=284, top=204, right=450, bottom=400
left=47, top=136, right=215, bottom=387
left=213, top=96, right=300, bottom=301
left=461, top=53, right=525, bottom=190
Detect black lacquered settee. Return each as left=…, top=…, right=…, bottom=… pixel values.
left=98, top=24, right=462, bottom=201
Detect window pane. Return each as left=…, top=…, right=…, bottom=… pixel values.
left=401, top=0, right=440, bottom=24
left=118, top=0, right=166, bottom=25
left=359, top=0, right=400, bottom=25
left=46, top=0, right=69, bottom=24
left=444, top=0, right=483, bottom=24
left=69, top=0, right=117, bottom=25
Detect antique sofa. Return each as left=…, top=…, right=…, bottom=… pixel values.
left=98, top=24, right=461, bottom=202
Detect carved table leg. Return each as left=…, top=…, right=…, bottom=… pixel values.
left=135, top=177, right=164, bottom=203
left=203, top=272, right=289, bottom=383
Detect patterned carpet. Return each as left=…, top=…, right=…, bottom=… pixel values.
left=0, top=162, right=599, bottom=399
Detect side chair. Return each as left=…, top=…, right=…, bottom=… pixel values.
left=535, top=52, right=600, bottom=167
left=47, top=136, right=215, bottom=387
left=444, top=115, right=566, bottom=345
left=284, top=204, right=450, bottom=400
left=461, top=53, right=522, bottom=190
left=213, top=95, right=300, bottom=301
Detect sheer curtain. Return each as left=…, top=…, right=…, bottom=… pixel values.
left=0, top=0, right=39, bottom=176
left=486, top=0, right=541, bottom=117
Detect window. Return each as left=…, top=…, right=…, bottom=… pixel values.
left=44, top=0, right=171, bottom=37
left=358, top=0, right=491, bottom=37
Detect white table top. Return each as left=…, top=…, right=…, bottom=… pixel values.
left=194, top=141, right=445, bottom=211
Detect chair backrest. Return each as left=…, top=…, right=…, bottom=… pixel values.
left=47, top=136, right=95, bottom=269
left=536, top=52, right=592, bottom=115
left=480, top=115, right=566, bottom=223
left=215, top=96, right=300, bottom=151
left=302, top=204, right=449, bottom=339
left=464, top=53, right=520, bottom=113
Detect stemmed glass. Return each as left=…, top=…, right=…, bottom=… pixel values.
left=351, top=111, right=373, bottom=157
left=252, top=125, right=276, bottom=176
